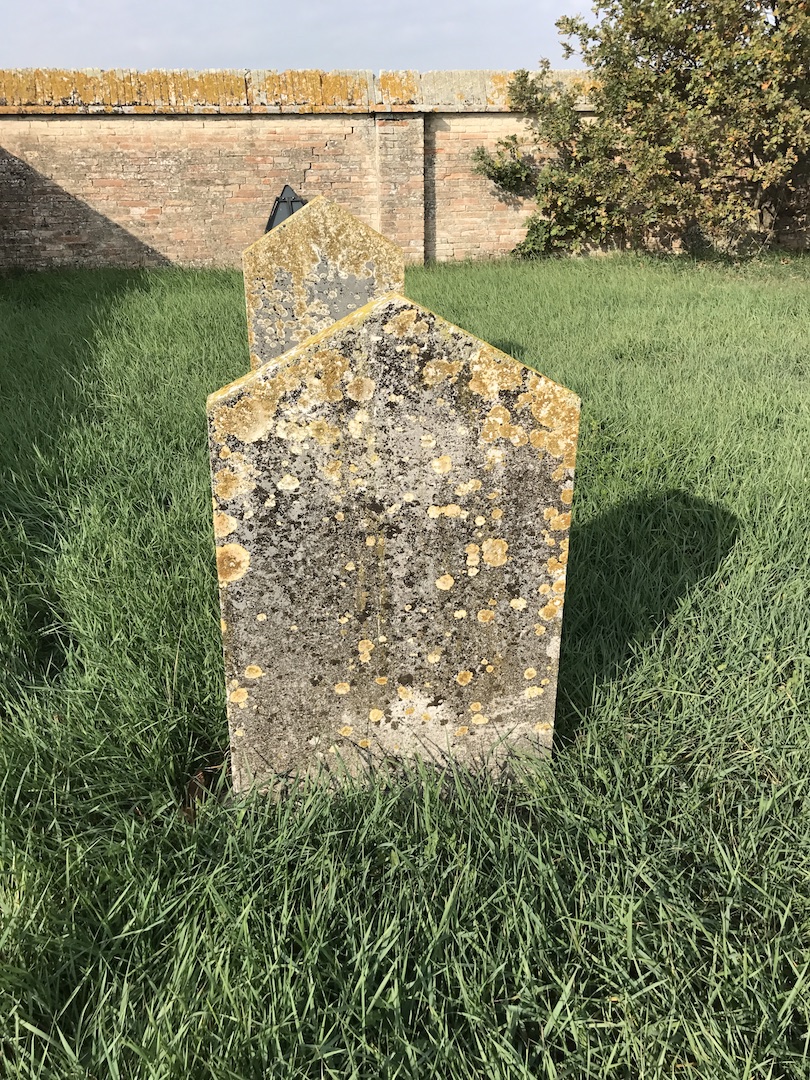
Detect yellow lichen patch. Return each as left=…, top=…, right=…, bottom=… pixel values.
left=234, top=727, right=245, bottom=738
left=277, top=474, right=301, bottom=493
left=492, top=509, right=504, bottom=522
left=485, top=664, right=495, bottom=673
left=428, top=504, right=463, bottom=519
left=369, top=709, right=384, bottom=723
left=553, top=577, right=567, bottom=594
left=454, top=477, right=483, bottom=497
left=218, top=446, right=231, bottom=459
left=482, top=538, right=509, bottom=567
left=383, top=307, right=427, bottom=338
left=510, top=597, right=527, bottom=611
left=477, top=609, right=495, bottom=624
left=456, top=670, right=474, bottom=686
left=358, top=739, right=371, bottom=749
left=347, top=410, right=370, bottom=438
left=321, top=460, right=342, bottom=483
left=454, top=726, right=470, bottom=737
left=480, top=404, right=528, bottom=446
left=339, top=725, right=354, bottom=737
left=365, top=535, right=377, bottom=547
left=220, top=619, right=228, bottom=634
left=334, top=682, right=351, bottom=694
left=335, top=511, right=345, bottom=521
left=534, top=624, right=547, bottom=636
left=475, top=516, right=486, bottom=526
left=358, top=639, right=375, bottom=663
left=435, top=574, right=455, bottom=591
left=213, top=511, right=238, bottom=539
left=229, top=687, right=248, bottom=704
left=524, top=667, right=538, bottom=680
left=397, top=685, right=412, bottom=700
left=345, top=376, right=376, bottom=402
left=525, top=686, right=545, bottom=699
left=256, top=613, right=267, bottom=622
left=516, top=373, right=580, bottom=468
left=214, top=395, right=275, bottom=444
left=561, top=488, right=574, bottom=505
left=420, top=434, right=436, bottom=449
left=431, top=455, right=453, bottom=474
left=214, top=469, right=254, bottom=501
left=422, top=358, right=464, bottom=387
left=244, top=665, right=265, bottom=679
left=427, top=650, right=442, bottom=664
left=469, top=701, right=482, bottom=713
left=543, top=507, right=571, bottom=532
left=539, top=584, right=551, bottom=595
left=216, top=543, right=251, bottom=583
left=471, top=715, right=490, bottom=725
left=405, top=706, right=416, bottom=716
left=547, top=556, right=567, bottom=575
left=465, top=543, right=481, bottom=567
left=534, top=722, right=553, bottom=734
left=468, top=349, right=524, bottom=400
left=454, top=609, right=467, bottom=619
left=375, top=676, right=388, bottom=685
left=540, top=598, right=564, bottom=620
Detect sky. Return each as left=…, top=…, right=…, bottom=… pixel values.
left=3, top=0, right=586, bottom=72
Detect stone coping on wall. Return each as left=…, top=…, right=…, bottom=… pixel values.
left=0, top=68, right=590, bottom=115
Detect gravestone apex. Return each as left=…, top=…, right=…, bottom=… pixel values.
left=242, top=195, right=404, bottom=370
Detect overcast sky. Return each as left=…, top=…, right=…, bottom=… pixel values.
left=3, top=0, right=586, bottom=72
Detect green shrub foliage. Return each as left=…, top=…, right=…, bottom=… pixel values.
left=474, top=1, right=810, bottom=256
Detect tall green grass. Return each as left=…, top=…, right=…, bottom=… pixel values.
left=1, top=256, right=808, bottom=1078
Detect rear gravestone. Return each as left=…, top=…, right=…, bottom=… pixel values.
left=209, top=293, right=580, bottom=791
left=243, top=196, right=405, bottom=370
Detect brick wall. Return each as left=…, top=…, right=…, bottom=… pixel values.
left=0, top=69, right=589, bottom=270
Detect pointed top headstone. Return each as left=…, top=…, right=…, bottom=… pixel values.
left=208, top=292, right=580, bottom=791
left=242, top=196, right=405, bottom=370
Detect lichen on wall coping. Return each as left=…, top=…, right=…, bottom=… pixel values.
left=0, top=68, right=591, bottom=115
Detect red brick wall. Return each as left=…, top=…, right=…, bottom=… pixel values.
left=426, top=114, right=536, bottom=261
left=0, top=69, right=581, bottom=269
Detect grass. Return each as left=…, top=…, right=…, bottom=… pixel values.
left=0, top=254, right=809, bottom=1078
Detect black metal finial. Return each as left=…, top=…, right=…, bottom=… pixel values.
left=265, top=185, right=307, bottom=233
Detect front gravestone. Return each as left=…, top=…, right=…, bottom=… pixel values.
left=208, top=293, right=580, bottom=791
left=243, top=196, right=405, bottom=370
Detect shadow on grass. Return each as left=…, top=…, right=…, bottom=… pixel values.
left=555, top=489, right=739, bottom=743
left=0, top=270, right=155, bottom=691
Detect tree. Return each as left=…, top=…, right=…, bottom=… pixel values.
left=474, top=1, right=810, bottom=256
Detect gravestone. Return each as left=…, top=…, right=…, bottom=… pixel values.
left=242, top=196, right=405, bottom=370
left=209, top=293, right=580, bottom=791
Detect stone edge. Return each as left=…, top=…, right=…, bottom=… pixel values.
left=0, top=68, right=591, bottom=115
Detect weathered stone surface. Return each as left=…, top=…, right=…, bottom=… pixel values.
left=242, top=196, right=404, bottom=369
left=208, top=293, right=579, bottom=790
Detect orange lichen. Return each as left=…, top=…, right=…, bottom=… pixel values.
left=481, top=539, right=509, bottom=567
left=422, top=358, right=464, bottom=387
left=216, top=543, right=250, bottom=583
left=213, top=511, right=238, bottom=539
left=345, top=376, right=376, bottom=402
left=244, top=665, right=265, bottom=679
left=428, top=504, right=463, bottom=519
left=456, top=670, right=474, bottom=686
left=214, top=469, right=254, bottom=501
